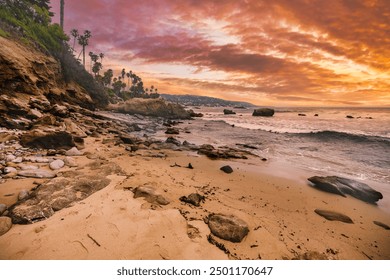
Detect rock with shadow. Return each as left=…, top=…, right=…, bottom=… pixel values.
left=308, top=176, right=383, bottom=204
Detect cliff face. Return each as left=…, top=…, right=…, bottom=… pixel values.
left=0, top=36, right=98, bottom=129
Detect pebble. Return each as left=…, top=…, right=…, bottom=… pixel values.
left=49, top=159, right=65, bottom=170
left=64, top=157, right=78, bottom=167
left=65, top=147, right=83, bottom=156
left=5, top=154, right=16, bottom=162
left=18, top=190, right=29, bottom=200
left=4, top=167, right=17, bottom=174
left=12, top=157, right=23, bottom=163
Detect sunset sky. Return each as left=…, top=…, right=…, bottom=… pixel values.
left=50, top=0, right=390, bottom=106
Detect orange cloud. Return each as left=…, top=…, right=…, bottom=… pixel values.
left=50, top=0, right=390, bottom=106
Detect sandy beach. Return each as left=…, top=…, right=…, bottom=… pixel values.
left=1, top=125, right=389, bottom=260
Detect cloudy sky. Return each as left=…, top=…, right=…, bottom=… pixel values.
left=50, top=0, right=390, bottom=106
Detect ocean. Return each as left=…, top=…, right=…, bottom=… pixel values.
left=105, top=106, right=390, bottom=210
left=196, top=107, right=390, bottom=184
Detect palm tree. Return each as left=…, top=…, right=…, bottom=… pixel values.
left=60, top=0, right=65, bottom=29
left=99, top=53, right=104, bottom=68
left=77, top=30, right=92, bottom=68
left=70, top=29, right=78, bottom=51
left=126, top=72, right=131, bottom=89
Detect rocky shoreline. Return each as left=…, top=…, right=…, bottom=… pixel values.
left=1, top=102, right=390, bottom=259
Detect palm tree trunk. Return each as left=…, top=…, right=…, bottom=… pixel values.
left=82, top=46, right=85, bottom=68
left=60, top=0, right=64, bottom=29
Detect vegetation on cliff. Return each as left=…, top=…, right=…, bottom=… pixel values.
left=0, top=0, right=108, bottom=107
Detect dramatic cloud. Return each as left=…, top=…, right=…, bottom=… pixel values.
left=50, top=0, right=390, bottom=106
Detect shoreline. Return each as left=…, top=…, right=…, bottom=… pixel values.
left=1, top=126, right=389, bottom=259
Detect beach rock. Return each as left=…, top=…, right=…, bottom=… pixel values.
left=188, top=110, right=203, bottom=117
left=8, top=176, right=111, bottom=224
left=165, top=127, right=180, bottom=134
left=18, top=169, right=56, bottom=178
left=5, top=154, right=16, bottom=162
left=18, top=190, right=30, bottom=201
left=65, top=147, right=83, bottom=156
left=314, top=209, right=354, bottom=224
left=133, top=186, right=170, bottom=205
left=33, top=115, right=57, bottom=126
left=314, top=114, right=319, bottom=117
left=4, top=167, right=17, bottom=174
left=29, top=97, right=51, bottom=111
left=12, top=157, right=23, bottom=163
left=373, top=221, right=390, bottom=230
left=198, top=144, right=249, bottom=160
left=0, top=217, right=12, bottom=236
left=63, top=119, right=87, bottom=138
left=50, top=104, right=69, bottom=117
left=108, top=98, right=191, bottom=119
left=207, top=214, right=249, bottom=242
left=20, top=130, right=75, bottom=150
left=223, top=109, right=236, bottom=115
left=49, top=159, right=65, bottom=170
left=0, top=204, right=7, bottom=216
left=346, top=115, right=354, bottom=119
left=180, top=193, right=205, bottom=207
left=120, top=135, right=142, bottom=144
left=220, top=165, right=233, bottom=174
left=298, top=113, right=306, bottom=116
left=25, top=156, right=50, bottom=163
left=166, top=137, right=181, bottom=146
left=308, top=176, right=383, bottom=204
left=293, top=251, right=328, bottom=260
left=252, top=108, right=274, bottom=117
left=63, top=157, right=78, bottom=167
left=8, top=203, right=55, bottom=224
left=18, top=164, right=39, bottom=170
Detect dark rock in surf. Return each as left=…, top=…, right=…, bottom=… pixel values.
left=220, top=165, right=233, bottom=174
left=308, top=176, right=383, bottom=204
left=188, top=110, right=204, bottom=118
left=165, top=127, right=180, bottom=135
left=298, top=113, right=306, bottom=116
left=166, top=136, right=181, bottom=146
left=223, top=109, right=236, bottom=115
left=207, top=213, right=249, bottom=243
left=252, top=108, right=274, bottom=117
left=346, top=115, right=354, bottom=119
left=314, top=114, right=319, bottom=117
left=314, top=209, right=354, bottom=223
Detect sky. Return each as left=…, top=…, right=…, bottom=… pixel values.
left=50, top=0, right=390, bottom=106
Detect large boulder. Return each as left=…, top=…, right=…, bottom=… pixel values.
left=308, top=176, right=383, bottom=204
left=8, top=176, right=111, bottom=224
left=20, top=130, right=75, bottom=149
left=252, top=108, right=274, bottom=117
left=108, top=98, right=191, bottom=119
left=207, top=213, right=249, bottom=242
